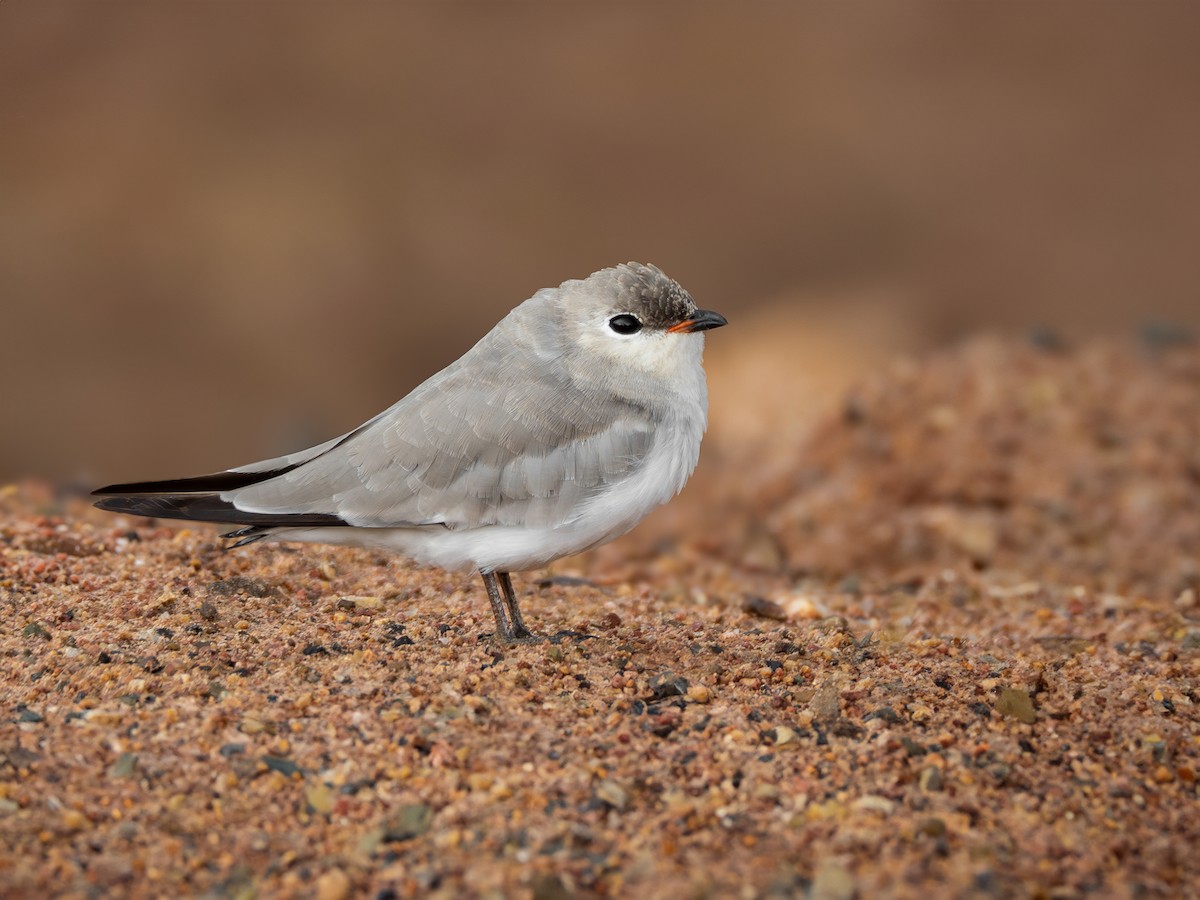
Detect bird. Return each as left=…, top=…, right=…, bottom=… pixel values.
left=94, top=262, right=727, bottom=641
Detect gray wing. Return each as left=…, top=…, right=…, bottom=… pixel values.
left=226, top=338, right=655, bottom=530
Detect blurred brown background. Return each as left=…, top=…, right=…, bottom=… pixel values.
left=2, top=3, right=1199, bottom=484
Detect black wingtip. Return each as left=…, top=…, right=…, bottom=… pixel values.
left=93, top=494, right=350, bottom=529
left=93, top=495, right=228, bottom=520
left=93, top=465, right=301, bottom=497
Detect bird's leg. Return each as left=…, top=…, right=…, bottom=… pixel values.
left=480, top=571, right=516, bottom=641
left=497, top=572, right=537, bottom=641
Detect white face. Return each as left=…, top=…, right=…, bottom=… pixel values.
left=573, top=308, right=706, bottom=382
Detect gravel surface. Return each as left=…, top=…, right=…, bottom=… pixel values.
left=2, top=337, right=1198, bottom=898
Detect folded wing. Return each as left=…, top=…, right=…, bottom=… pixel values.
left=96, top=334, right=656, bottom=533
left=227, top=365, right=656, bottom=530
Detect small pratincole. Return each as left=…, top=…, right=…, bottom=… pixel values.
left=95, top=262, right=727, bottom=641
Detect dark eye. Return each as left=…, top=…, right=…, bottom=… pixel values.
left=608, top=314, right=643, bottom=335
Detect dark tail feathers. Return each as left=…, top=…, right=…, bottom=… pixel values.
left=93, top=474, right=349, bottom=532
left=93, top=493, right=347, bottom=529
left=93, top=465, right=300, bottom=497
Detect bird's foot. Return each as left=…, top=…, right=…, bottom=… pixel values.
left=489, top=626, right=543, bottom=645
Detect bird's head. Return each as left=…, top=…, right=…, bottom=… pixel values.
left=561, top=262, right=727, bottom=384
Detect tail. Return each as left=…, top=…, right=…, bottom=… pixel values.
left=93, top=469, right=350, bottom=544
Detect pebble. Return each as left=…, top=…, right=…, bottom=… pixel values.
left=342, top=595, right=383, bottom=610
left=852, top=795, right=895, bottom=815
left=380, top=804, right=433, bottom=842
left=810, top=678, right=841, bottom=722
left=920, top=817, right=948, bottom=837
left=772, top=725, right=796, bottom=746
left=919, top=766, right=944, bottom=792
left=595, top=779, right=630, bottom=811
left=466, top=773, right=494, bottom=792
left=743, top=595, right=787, bottom=620
left=314, top=868, right=351, bottom=900
left=262, top=756, right=299, bottom=777
left=686, top=684, right=712, bottom=704
left=810, top=860, right=856, bottom=900
left=109, top=752, right=138, bottom=779
left=648, top=671, right=689, bottom=700
left=305, top=782, right=335, bottom=814
left=996, top=687, right=1037, bottom=724
left=785, top=594, right=826, bottom=619
left=531, top=873, right=573, bottom=900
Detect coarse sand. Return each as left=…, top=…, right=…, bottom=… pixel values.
left=2, top=337, right=1198, bottom=898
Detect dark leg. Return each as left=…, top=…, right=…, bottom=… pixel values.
left=497, top=572, right=537, bottom=641
left=480, top=571, right=516, bottom=641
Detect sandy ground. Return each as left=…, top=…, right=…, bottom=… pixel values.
left=2, top=336, right=1198, bottom=898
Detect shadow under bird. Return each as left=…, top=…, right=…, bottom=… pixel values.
left=94, top=262, right=727, bottom=641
